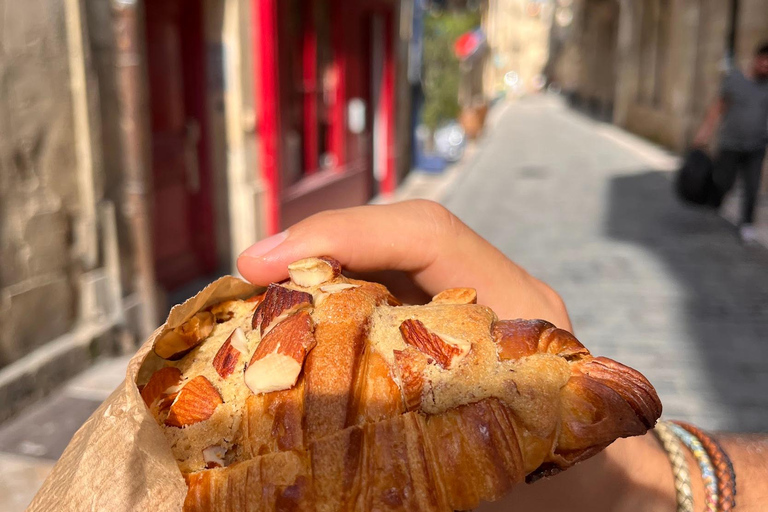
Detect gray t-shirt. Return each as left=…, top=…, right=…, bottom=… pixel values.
left=719, top=69, right=768, bottom=151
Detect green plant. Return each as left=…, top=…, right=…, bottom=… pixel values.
left=422, top=9, right=481, bottom=130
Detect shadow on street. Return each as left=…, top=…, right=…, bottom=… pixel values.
left=605, top=170, right=768, bottom=432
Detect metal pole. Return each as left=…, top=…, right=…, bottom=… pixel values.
left=112, top=0, right=158, bottom=340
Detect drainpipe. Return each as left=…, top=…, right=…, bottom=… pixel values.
left=726, top=0, right=739, bottom=67
left=112, top=0, right=158, bottom=340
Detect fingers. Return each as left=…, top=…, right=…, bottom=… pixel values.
left=237, top=200, right=450, bottom=283
left=236, top=200, right=572, bottom=330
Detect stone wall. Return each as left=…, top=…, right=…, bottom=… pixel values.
left=565, top=0, right=767, bottom=153
left=0, top=0, right=81, bottom=367
left=0, top=0, right=141, bottom=424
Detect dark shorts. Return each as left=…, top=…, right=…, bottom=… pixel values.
left=710, top=148, right=766, bottom=224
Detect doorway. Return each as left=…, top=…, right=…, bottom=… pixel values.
left=144, top=0, right=217, bottom=293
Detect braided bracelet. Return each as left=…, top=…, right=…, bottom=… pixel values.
left=653, top=421, right=695, bottom=512
left=673, top=421, right=737, bottom=512
left=667, top=422, right=718, bottom=512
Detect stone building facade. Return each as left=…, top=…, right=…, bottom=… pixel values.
left=554, top=0, right=768, bottom=156
left=0, top=0, right=136, bottom=422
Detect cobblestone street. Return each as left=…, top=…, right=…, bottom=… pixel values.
left=443, top=96, right=768, bottom=433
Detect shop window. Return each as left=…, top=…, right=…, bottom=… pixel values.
left=277, top=0, right=339, bottom=186
left=315, top=0, right=336, bottom=170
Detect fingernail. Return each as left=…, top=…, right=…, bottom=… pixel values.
left=240, top=231, right=288, bottom=258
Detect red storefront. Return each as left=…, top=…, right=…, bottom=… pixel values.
left=254, top=0, right=400, bottom=234
left=142, top=0, right=405, bottom=293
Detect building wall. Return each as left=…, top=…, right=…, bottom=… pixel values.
left=567, top=0, right=768, bottom=192
left=483, top=0, right=554, bottom=97
left=0, top=0, right=139, bottom=422
left=616, top=0, right=703, bottom=150
left=563, top=0, right=734, bottom=152
left=0, top=0, right=82, bottom=368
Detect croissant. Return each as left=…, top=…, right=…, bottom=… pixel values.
left=138, top=257, right=662, bottom=511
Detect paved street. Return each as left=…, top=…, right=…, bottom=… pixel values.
left=443, top=95, right=768, bottom=433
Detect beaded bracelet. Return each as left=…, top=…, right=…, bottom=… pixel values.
left=673, top=421, right=737, bottom=512
left=652, top=421, right=695, bottom=512
left=667, top=422, right=718, bottom=512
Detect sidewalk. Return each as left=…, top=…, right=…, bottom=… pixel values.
left=0, top=356, right=131, bottom=510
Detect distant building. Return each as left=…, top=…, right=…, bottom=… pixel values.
left=0, top=0, right=413, bottom=421
left=555, top=0, right=768, bottom=155
left=482, top=0, right=555, bottom=98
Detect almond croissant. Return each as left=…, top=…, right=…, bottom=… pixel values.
left=138, top=257, right=662, bottom=511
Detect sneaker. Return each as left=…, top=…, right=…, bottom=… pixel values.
left=739, top=224, right=759, bottom=245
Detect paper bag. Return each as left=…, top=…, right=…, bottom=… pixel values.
left=27, top=276, right=261, bottom=512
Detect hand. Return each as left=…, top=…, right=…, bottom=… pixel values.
left=236, top=201, right=673, bottom=511
left=237, top=200, right=572, bottom=330
left=691, top=130, right=711, bottom=149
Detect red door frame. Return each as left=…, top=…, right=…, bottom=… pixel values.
left=379, top=10, right=396, bottom=195
left=253, top=0, right=281, bottom=234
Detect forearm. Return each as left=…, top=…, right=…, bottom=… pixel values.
left=578, top=432, right=768, bottom=512
left=477, top=434, right=678, bottom=511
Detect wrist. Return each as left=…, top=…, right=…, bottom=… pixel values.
left=718, top=435, right=768, bottom=511
left=605, top=434, right=678, bottom=512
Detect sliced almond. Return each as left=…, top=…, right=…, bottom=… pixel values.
left=319, top=283, right=359, bottom=293
left=229, top=327, right=249, bottom=353
left=212, top=328, right=248, bottom=379
left=252, top=284, right=313, bottom=336
left=393, top=348, right=428, bottom=411
left=165, top=376, right=223, bottom=428
left=209, top=300, right=256, bottom=323
left=288, top=256, right=342, bottom=287
left=154, top=311, right=215, bottom=360
left=202, top=445, right=227, bottom=469
left=156, top=391, right=179, bottom=413
left=399, top=319, right=471, bottom=370
left=245, top=310, right=316, bottom=395
left=430, top=287, right=477, bottom=305
left=315, top=283, right=360, bottom=307
left=140, top=367, right=182, bottom=408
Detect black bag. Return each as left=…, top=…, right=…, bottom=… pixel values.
left=675, top=148, right=714, bottom=205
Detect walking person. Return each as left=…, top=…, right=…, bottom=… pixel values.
left=694, top=42, right=768, bottom=244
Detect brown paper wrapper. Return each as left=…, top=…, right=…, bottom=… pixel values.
left=27, top=276, right=261, bottom=512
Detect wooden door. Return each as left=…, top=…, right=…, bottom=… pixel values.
left=145, top=0, right=216, bottom=290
